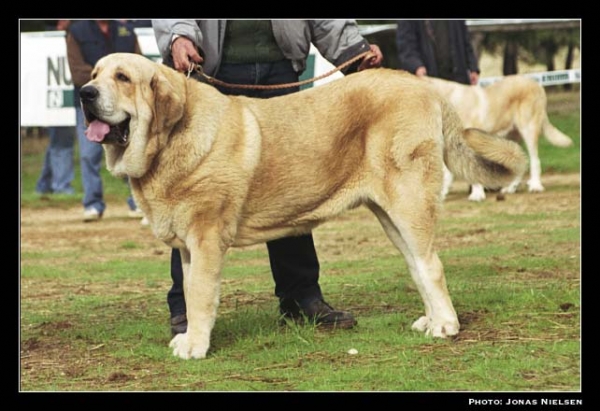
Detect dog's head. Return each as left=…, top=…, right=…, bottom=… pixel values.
left=80, top=53, right=186, bottom=178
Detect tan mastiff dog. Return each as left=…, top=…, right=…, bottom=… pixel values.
left=79, top=53, right=527, bottom=359
left=425, top=75, right=573, bottom=201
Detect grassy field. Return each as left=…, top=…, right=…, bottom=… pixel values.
left=19, top=89, right=580, bottom=394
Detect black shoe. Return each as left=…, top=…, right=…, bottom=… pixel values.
left=170, top=314, right=187, bottom=335
left=280, top=298, right=357, bottom=329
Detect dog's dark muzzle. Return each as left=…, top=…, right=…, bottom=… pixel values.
left=80, top=85, right=130, bottom=146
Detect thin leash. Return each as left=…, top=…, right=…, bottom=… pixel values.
left=186, top=50, right=376, bottom=90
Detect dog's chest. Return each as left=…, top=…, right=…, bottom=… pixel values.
left=150, top=213, right=186, bottom=248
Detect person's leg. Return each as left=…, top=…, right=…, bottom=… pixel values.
left=35, top=134, right=53, bottom=194
left=123, top=177, right=146, bottom=220
left=168, top=248, right=188, bottom=334
left=266, top=234, right=322, bottom=302
left=126, top=193, right=137, bottom=211
left=48, top=126, right=75, bottom=194
left=76, top=107, right=105, bottom=217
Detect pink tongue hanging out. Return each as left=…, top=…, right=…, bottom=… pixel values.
left=85, top=120, right=110, bottom=143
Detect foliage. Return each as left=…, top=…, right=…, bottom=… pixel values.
left=481, top=28, right=580, bottom=71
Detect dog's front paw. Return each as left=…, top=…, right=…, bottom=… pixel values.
left=411, top=316, right=459, bottom=338
left=468, top=185, right=486, bottom=202
left=468, top=191, right=486, bottom=202
left=169, top=332, right=209, bottom=360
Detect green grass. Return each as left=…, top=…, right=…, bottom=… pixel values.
left=538, top=110, right=581, bottom=173
left=19, top=91, right=581, bottom=392
left=20, top=239, right=580, bottom=391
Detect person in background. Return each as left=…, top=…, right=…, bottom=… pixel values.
left=152, top=19, right=382, bottom=335
left=35, top=20, right=75, bottom=197
left=129, top=20, right=153, bottom=28
left=396, top=20, right=480, bottom=85
left=66, top=20, right=146, bottom=222
left=35, top=126, right=76, bottom=196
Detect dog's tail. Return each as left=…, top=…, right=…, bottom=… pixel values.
left=442, top=99, right=528, bottom=189
left=542, top=115, right=573, bottom=147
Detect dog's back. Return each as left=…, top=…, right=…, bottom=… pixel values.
left=428, top=75, right=572, bottom=147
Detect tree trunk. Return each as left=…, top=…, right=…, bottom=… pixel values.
left=543, top=40, right=557, bottom=72
left=565, top=41, right=575, bottom=69
left=503, top=40, right=518, bottom=75
left=545, top=51, right=556, bottom=71
left=564, top=41, right=575, bottom=90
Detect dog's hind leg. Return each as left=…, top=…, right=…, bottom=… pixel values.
left=506, top=109, right=544, bottom=194
left=521, top=123, right=544, bottom=193
left=441, top=164, right=453, bottom=200
left=367, top=198, right=459, bottom=338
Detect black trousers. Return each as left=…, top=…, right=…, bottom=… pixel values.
left=167, top=60, right=323, bottom=317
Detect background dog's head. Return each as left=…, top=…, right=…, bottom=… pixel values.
left=80, top=52, right=186, bottom=178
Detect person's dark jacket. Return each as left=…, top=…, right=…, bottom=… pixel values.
left=396, top=20, right=479, bottom=84
left=66, top=20, right=141, bottom=102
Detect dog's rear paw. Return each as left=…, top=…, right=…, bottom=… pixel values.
left=527, top=181, right=545, bottom=193
left=169, top=332, right=209, bottom=360
left=501, top=181, right=520, bottom=194
left=411, top=316, right=459, bottom=338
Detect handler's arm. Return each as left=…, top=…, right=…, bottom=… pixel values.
left=310, top=20, right=382, bottom=74
left=151, top=20, right=204, bottom=66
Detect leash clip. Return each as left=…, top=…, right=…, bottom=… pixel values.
left=186, top=63, right=195, bottom=79
left=187, top=62, right=205, bottom=79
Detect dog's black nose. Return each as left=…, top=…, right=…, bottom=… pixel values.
left=79, top=85, right=99, bottom=103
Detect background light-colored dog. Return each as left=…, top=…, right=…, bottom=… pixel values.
left=426, top=75, right=573, bottom=201
left=79, top=53, right=527, bottom=360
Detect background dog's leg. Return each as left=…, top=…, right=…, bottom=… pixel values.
left=521, top=124, right=544, bottom=193
left=441, top=165, right=453, bottom=200
left=500, top=116, right=541, bottom=194
left=169, top=232, right=226, bottom=360
left=368, top=201, right=459, bottom=338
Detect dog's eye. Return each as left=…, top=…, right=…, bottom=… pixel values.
left=116, top=72, right=130, bottom=82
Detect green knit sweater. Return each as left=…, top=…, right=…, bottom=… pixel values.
left=221, top=20, right=285, bottom=63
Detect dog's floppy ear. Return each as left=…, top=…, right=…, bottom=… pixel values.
left=150, top=69, right=185, bottom=134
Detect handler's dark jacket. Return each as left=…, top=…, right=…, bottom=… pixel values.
left=396, top=20, right=479, bottom=84
left=66, top=20, right=141, bottom=103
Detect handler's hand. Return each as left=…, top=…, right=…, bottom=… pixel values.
left=415, top=66, right=427, bottom=77
left=171, top=36, right=204, bottom=72
left=358, top=44, right=383, bottom=71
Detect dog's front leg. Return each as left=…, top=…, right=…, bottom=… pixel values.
left=169, top=232, right=226, bottom=360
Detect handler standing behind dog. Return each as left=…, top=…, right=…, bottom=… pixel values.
left=152, top=19, right=383, bottom=335
left=66, top=20, right=146, bottom=222
left=396, top=20, right=480, bottom=85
